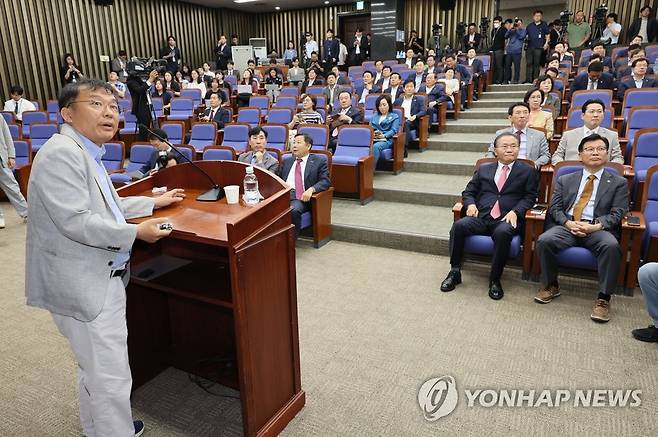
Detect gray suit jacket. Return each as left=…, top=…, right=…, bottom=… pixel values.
left=486, top=127, right=550, bottom=167
left=552, top=127, right=623, bottom=165
left=238, top=150, right=280, bottom=173
left=25, top=124, right=155, bottom=322
left=547, top=169, right=629, bottom=238
left=0, top=116, right=15, bottom=167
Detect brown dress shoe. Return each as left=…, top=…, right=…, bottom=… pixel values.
left=591, top=299, right=611, bottom=323
left=534, top=285, right=561, bottom=304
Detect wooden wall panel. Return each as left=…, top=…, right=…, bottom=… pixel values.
left=255, top=4, right=357, bottom=57
left=567, top=0, right=658, bottom=44
left=404, top=0, right=497, bottom=50
left=0, top=0, right=250, bottom=106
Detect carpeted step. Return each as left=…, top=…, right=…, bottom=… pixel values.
left=373, top=172, right=469, bottom=206
left=427, top=133, right=492, bottom=153
left=459, top=108, right=509, bottom=120
left=478, top=91, right=528, bottom=100
left=331, top=199, right=452, bottom=255
left=470, top=99, right=522, bottom=108
left=444, top=119, right=509, bottom=134
left=488, top=83, right=533, bottom=92
left=403, top=150, right=481, bottom=175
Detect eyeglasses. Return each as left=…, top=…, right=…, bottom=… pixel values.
left=582, top=147, right=607, bottom=153
left=67, top=100, right=120, bottom=113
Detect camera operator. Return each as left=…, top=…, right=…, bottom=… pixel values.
left=602, top=13, right=622, bottom=45
left=504, top=18, right=526, bottom=84
left=407, top=30, right=425, bottom=55
left=490, top=16, right=506, bottom=85
left=462, top=23, right=482, bottom=52
left=140, top=128, right=182, bottom=176
left=127, top=69, right=159, bottom=141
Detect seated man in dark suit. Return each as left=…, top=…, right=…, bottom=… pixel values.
left=277, top=133, right=331, bottom=237
left=327, top=90, right=364, bottom=153
left=589, top=43, right=613, bottom=70
left=460, top=48, right=484, bottom=100
left=199, top=92, right=231, bottom=130
left=394, top=80, right=426, bottom=153
left=569, top=61, right=616, bottom=99
left=384, top=72, right=404, bottom=100
left=376, top=65, right=393, bottom=91
left=441, top=133, right=539, bottom=299
left=534, top=133, right=629, bottom=323
left=237, top=126, right=279, bottom=173
left=406, top=60, right=427, bottom=92
left=418, top=73, right=449, bottom=123
left=444, top=54, right=471, bottom=110
left=140, top=129, right=182, bottom=176
left=616, top=58, right=658, bottom=101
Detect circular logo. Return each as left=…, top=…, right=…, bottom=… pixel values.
left=418, top=376, right=458, bottom=421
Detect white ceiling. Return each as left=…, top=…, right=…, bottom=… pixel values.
left=181, top=0, right=353, bottom=13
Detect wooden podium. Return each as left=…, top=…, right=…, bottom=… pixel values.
left=117, top=160, right=305, bottom=436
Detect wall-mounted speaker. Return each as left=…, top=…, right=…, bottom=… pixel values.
left=94, top=0, right=114, bottom=5
left=438, top=0, right=457, bottom=10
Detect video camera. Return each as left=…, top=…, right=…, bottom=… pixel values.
left=456, top=22, right=467, bottom=37
left=559, top=10, right=572, bottom=25
left=594, top=3, right=608, bottom=23
left=127, top=56, right=167, bottom=79
left=432, top=23, right=443, bottom=36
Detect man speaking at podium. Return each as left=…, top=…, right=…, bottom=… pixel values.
left=25, top=79, right=185, bottom=437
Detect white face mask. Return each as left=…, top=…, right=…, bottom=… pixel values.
left=494, top=23, right=500, bottom=29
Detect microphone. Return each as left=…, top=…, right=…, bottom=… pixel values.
left=138, top=124, right=224, bottom=201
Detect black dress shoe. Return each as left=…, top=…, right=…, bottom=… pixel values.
left=441, top=270, right=461, bottom=292
left=631, top=325, right=658, bottom=342
left=488, top=280, right=504, bottom=300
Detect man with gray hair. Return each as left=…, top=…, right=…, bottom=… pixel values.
left=442, top=132, right=539, bottom=300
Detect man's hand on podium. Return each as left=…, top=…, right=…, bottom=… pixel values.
left=154, top=189, right=186, bottom=209
left=137, top=217, right=173, bottom=243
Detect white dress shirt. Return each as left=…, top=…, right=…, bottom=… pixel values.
left=3, top=98, right=36, bottom=121
left=494, top=160, right=515, bottom=184
left=285, top=154, right=309, bottom=193
left=401, top=96, right=413, bottom=119
left=567, top=168, right=605, bottom=221
left=583, top=125, right=599, bottom=137
left=633, top=75, right=646, bottom=89
left=355, top=36, right=362, bottom=54
left=305, top=40, right=319, bottom=59
left=381, top=77, right=390, bottom=90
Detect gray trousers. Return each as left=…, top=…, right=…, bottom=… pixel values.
left=536, top=225, right=621, bottom=295
left=0, top=166, right=28, bottom=218
left=638, top=263, right=658, bottom=326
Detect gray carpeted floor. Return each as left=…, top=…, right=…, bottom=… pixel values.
left=1, top=202, right=657, bottom=437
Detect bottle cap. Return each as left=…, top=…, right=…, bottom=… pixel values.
left=246, top=166, right=254, bottom=174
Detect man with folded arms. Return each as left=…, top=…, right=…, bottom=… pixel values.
left=552, top=99, right=623, bottom=164
left=441, top=133, right=538, bottom=300
left=534, top=133, right=629, bottom=323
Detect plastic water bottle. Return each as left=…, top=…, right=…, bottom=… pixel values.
left=243, top=166, right=259, bottom=206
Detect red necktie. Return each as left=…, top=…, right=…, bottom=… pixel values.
left=490, top=165, right=509, bottom=219
left=295, top=158, right=304, bottom=200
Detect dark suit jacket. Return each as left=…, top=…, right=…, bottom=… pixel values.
left=126, top=75, right=152, bottom=124
left=462, top=33, right=482, bottom=51
left=462, top=161, right=539, bottom=221
left=202, top=106, right=231, bottom=130
left=490, top=26, right=507, bottom=51
left=330, top=106, right=364, bottom=125
left=355, top=84, right=381, bottom=97
left=214, top=43, right=231, bottom=70
left=460, top=58, right=484, bottom=76
left=628, top=17, right=658, bottom=42
left=406, top=72, right=427, bottom=84
left=301, top=78, right=324, bottom=94
left=393, top=95, right=426, bottom=119
left=617, top=77, right=658, bottom=100
left=278, top=154, right=331, bottom=200
left=569, top=72, right=616, bottom=98
left=159, top=46, right=181, bottom=73
left=322, top=39, right=340, bottom=63
left=452, top=64, right=472, bottom=84
left=384, top=86, right=404, bottom=100
left=418, top=84, right=447, bottom=103
left=547, top=169, right=629, bottom=239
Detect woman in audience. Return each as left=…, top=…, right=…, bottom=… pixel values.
left=536, top=75, right=561, bottom=119
left=151, top=79, right=173, bottom=115
left=175, top=71, right=188, bottom=88
left=524, top=88, right=554, bottom=139
left=287, top=57, right=306, bottom=86
left=545, top=55, right=568, bottom=79
left=181, top=65, right=192, bottom=81
left=204, top=78, right=223, bottom=101
left=186, top=69, right=207, bottom=96
left=301, top=68, right=323, bottom=94
left=265, top=68, right=283, bottom=102
left=283, top=41, right=297, bottom=66
left=437, top=68, right=460, bottom=105
left=369, top=94, right=400, bottom=167
left=163, top=71, right=181, bottom=97
left=236, top=68, right=258, bottom=108
left=288, top=94, right=323, bottom=130
left=214, top=71, right=232, bottom=93
left=61, top=53, right=84, bottom=84
left=201, top=62, right=215, bottom=83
